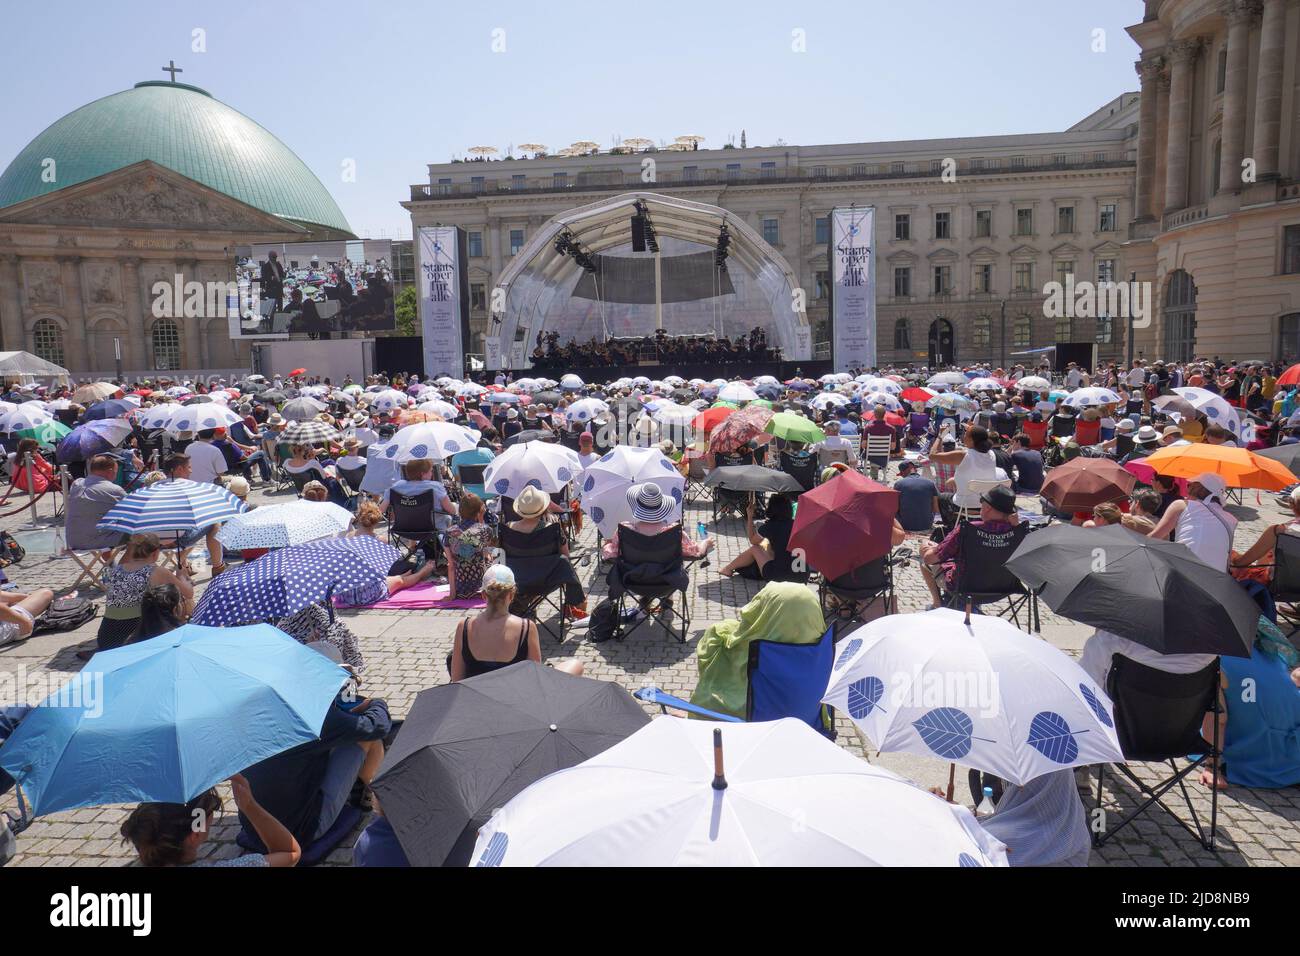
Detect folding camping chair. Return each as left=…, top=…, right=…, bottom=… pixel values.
left=1091, top=655, right=1222, bottom=851
left=635, top=624, right=838, bottom=738
left=500, top=522, right=571, bottom=643
left=818, top=550, right=911, bottom=630
left=1267, top=532, right=1300, bottom=639
left=387, top=490, right=443, bottom=568
left=939, top=520, right=1040, bottom=631
left=59, top=545, right=120, bottom=593
left=608, top=525, right=693, bottom=644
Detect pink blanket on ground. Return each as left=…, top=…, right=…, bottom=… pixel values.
left=335, top=582, right=485, bottom=610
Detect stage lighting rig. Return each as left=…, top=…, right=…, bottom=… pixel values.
left=633, top=199, right=659, bottom=253
left=555, top=229, right=597, bottom=274
left=715, top=223, right=731, bottom=273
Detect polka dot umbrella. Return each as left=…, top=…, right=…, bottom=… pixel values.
left=483, top=441, right=582, bottom=497
left=578, top=445, right=685, bottom=538
left=191, top=535, right=402, bottom=627
left=374, top=421, right=481, bottom=462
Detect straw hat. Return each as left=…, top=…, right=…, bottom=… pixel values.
left=514, top=486, right=549, bottom=519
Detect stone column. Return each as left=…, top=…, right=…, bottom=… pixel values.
left=1134, top=55, right=1164, bottom=219
left=1219, top=2, right=1259, bottom=191
left=173, top=259, right=197, bottom=371
left=1163, top=39, right=1201, bottom=213
left=58, top=255, right=90, bottom=374
left=0, top=254, right=24, bottom=354
left=1251, top=0, right=1287, bottom=178
left=120, top=257, right=148, bottom=372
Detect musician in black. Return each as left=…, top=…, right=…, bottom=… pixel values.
left=259, top=250, right=286, bottom=315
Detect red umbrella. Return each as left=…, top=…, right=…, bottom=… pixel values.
left=467, top=410, right=491, bottom=430
left=1278, top=364, right=1300, bottom=387
left=883, top=412, right=907, bottom=427
left=900, top=387, right=935, bottom=403
left=788, top=471, right=899, bottom=581
left=1039, top=457, right=1136, bottom=511
left=707, top=406, right=773, bottom=454
left=289, top=367, right=307, bottom=377
left=692, top=406, right=735, bottom=434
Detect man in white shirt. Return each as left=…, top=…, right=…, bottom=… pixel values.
left=186, top=430, right=229, bottom=484
left=1065, top=364, right=1083, bottom=389
left=812, top=420, right=856, bottom=468
left=1126, top=362, right=1147, bottom=388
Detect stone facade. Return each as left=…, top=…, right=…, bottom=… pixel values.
left=405, top=97, right=1140, bottom=368
left=0, top=161, right=303, bottom=378
left=1126, top=0, right=1300, bottom=363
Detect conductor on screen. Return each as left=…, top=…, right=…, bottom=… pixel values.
left=260, top=250, right=286, bottom=314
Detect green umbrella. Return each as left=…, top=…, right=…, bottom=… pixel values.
left=765, top=412, right=824, bottom=444
left=18, top=420, right=71, bottom=445
left=748, top=399, right=774, bottom=410
left=711, top=400, right=740, bottom=410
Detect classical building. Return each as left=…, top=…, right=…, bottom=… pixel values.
left=1126, top=0, right=1300, bottom=362
left=0, top=79, right=353, bottom=378
left=405, top=97, right=1139, bottom=368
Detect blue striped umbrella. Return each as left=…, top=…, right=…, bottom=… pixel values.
left=190, top=535, right=402, bottom=626
left=96, top=479, right=247, bottom=537
left=56, top=419, right=133, bottom=462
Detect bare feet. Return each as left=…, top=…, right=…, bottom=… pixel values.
left=1199, top=768, right=1230, bottom=791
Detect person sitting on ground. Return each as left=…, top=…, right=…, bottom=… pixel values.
left=692, top=582, right=828, bottom=720
left=919, top=484, right=1019, bottom=609
left=84, top=533, right=193, bottom=658
left=129, top=583, right=187, bottom=644
left=238, top=657, right=390, bottom=852
left=718, top=494, right=807, bottom=581
left=448, top=564, right=583, bottom=680
left=10, top=438, right=54, bottom=494
left=64, top=453, right=127, bottom=558
left=121, top=774, right=299, bottom=867
left=0, top=586, right=56, bottom=649
left=972, top=768, right=1092, bottom=867
left=1082, top=501, right=1124, bottom=528
left=1203, top=616, right=1300, bottom=790
left=446, top=492, right=496, bottom=601
left=351, top=793, right=409, bottom=868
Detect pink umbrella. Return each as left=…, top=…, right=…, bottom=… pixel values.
left=1123, top=457, right=1188, bottom=495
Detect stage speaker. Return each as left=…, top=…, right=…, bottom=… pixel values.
left=631, top=215, right=647, bottom=252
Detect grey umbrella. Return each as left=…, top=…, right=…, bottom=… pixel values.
left=280, top=397, right=327, bottom=422
left=370, top=662, right=648, bottom=867
left=703, top=465, right=805, bottom=494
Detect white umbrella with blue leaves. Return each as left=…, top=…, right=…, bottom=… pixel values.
left=823, top=609, right=1123, bottom=786
left=469, top=717, right=1007, bottom=867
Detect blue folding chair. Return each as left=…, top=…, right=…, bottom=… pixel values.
left=635, top=625, right=837, bottom=738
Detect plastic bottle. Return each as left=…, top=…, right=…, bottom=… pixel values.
left=697, top=521, right=708, bottom=540
left=975, top=786, right=996, bottom=818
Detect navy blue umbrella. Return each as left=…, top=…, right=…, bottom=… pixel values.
left=82, top=398, right=136, bottom=421
left=56, top=419, right=133, bottom=462
left=190, top=535, right=402, bottom=626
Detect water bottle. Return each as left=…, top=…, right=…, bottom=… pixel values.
left=697, top=521, right=708, bottom=540
left=976, top=786, right=996, bottom=818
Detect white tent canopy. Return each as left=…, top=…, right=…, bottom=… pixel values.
left=0, top=351, right=71, bottom=381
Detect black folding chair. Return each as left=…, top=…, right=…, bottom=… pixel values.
left=1268, top=532, right=1300, bottom=639
left=288, top=468, right=323, bottom=498
left=1092, top=655, right=1222, bottom=851
left=609, top=525, right=693, bottom=643
left=337, top=464, right=367, bottom=500
left=387, top=490, right=442, bottom=566
left=778, top=450, right=818, bottom=492
left=940, top=521, right=1039, bottom=631
left=500, top=522, right=571, bottom=643
left=818, top=551, right=909, bottom=629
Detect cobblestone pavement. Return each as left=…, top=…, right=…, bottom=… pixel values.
left=2, top=465, right=1299, bottom=867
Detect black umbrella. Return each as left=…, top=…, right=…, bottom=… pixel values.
left=1255, top=443, right=1300, bottom=471
left=370, top=662, right=648, bottom=867
left=671, top=388, right=696, bottom=403
left=504, top=428, right=554, bottom=446
left=1005, top=523, right=1256, bottom=657
left=703, top=465, right=805, bottom=494
left=531, top=390, right=561, bottom=406
left=182, top=395, right=214, bottom=405
left=254, top=389, right=288, bottom=405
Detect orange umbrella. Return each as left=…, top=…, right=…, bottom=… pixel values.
left=1141, top=444, right=1296, bottom=491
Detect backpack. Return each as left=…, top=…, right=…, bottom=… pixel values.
left=587, top=600, right=617, bottom=644
left=0, top=532, right=25, bottom=569
left=31, top=596, right=98, bottom=634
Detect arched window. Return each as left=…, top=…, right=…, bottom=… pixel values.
left=151, top=319, right=181, bottom=371
left=972, top=315, right=991, bottom=348
left=1013, top=315, right=1032, bottom=348
left=893, top=317, right=911, bottom=350
left=32, top=319, right=65, bottom=368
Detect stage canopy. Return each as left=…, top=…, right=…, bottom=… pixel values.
left=487, top=191, right=811, bottom=369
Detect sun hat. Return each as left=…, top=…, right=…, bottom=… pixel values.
left=224, top=476, right=250, bottom=497
left=627, top=481, right=675, bottom=523
left=482, top=564, right=516, bottom=590
left=1136, top=425, right=1159, bottom=443
left=513, top=486, right=549, bottom=519
left=268, top=413, right=285, bottom=426
left=1192, top=472, right=1227, bottom=499
left=505, top=408, right=519, bottom=420
left=350, top=411, right=368, bottom=426
left=1115, top=418, right=1136, bottom=433
left=1161, top=424, right=1183, bottom=438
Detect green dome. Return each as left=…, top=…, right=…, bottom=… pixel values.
left=0, top=81, right=353, bottom=236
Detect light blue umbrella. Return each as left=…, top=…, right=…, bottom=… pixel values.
left=0, top=624, right=349, bottom=818
left=96, top=478, right=246, bottom=538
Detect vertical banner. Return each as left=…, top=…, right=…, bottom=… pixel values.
left=417, top=225, right=464, bottom=377
left=830, top=206, right=875, bottom=371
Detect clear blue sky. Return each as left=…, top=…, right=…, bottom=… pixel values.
left=2, top=0, right=1141, bottom=239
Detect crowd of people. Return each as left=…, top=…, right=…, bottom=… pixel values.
left=0, top=351, right=1298, bottom=870
left=530, top=326, right=780, bottom=370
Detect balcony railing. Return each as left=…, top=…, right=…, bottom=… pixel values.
left=1162, top=203, right=1210, bottom=231
left=409, top=152, right=1136, bottom=202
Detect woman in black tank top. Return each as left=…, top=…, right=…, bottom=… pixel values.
left=455, top=615, right=532, bottom=679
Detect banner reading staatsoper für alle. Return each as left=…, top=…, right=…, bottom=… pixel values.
left=830, top=206, right=876, bottom=372
left=417, top=225, right=463, bottom=378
